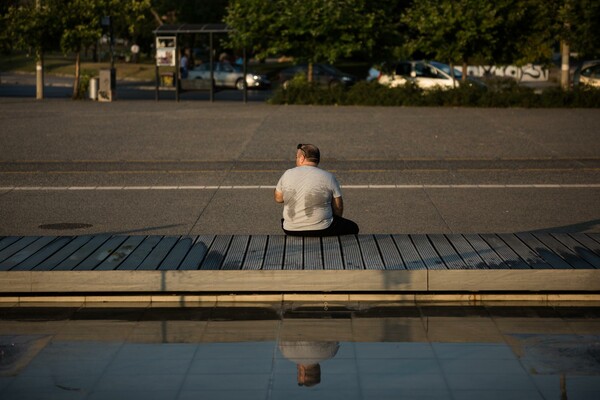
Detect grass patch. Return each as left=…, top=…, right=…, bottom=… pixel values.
left=0, top=52, right=163, bottom=81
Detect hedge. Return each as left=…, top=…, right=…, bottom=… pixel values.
left=268, top=78, right=600, bottom=108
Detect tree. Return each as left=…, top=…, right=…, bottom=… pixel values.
left=554, top=0, right=600, bottom=88
left=490, top=0, right=556, bottom=67
left=401, top=0, right=503, bottom=81
left=225, top=0, right=379, bottom=81
left=59, top=0, right=103, bottom=98
left=2, top=0, right=61, bottom=99
left=60, top=0, right=151, bottom=98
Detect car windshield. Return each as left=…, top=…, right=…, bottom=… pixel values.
left=430, top=61, right=462, bottom=79
left=319, top=64, right=343, bottom=75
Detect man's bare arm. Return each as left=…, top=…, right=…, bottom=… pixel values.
left=274, top=189, right=284, bottom=203
left=332, top=196, right=343, bottom=217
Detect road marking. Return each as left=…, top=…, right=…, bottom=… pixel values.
left=2, top=184, right=600, bottom=191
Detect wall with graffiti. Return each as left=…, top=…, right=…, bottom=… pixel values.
left=466, top=64, right=549, bottom=82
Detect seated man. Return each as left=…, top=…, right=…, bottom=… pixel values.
left=275, top=143, right=359, bottom=236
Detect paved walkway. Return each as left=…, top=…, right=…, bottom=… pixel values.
left=1, top=101, right=599, bottom=236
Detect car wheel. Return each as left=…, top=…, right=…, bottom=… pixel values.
left=235, top=78, right=245, bottom=91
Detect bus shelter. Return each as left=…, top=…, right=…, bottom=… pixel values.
left=154, top=24, right=247, bottom=102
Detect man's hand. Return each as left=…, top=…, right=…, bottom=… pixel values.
left=274, top=189, right=284, bottom=203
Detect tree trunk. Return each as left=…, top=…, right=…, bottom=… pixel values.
left=462, top=62, right=468, bottom=83
left=35, top=0, right=43, bottom=100
left=449, top=62, right=457, bottom=88
left=36, top=48, right=44, bottom=100
left=308, top=62, right=313, bottom=83
left=561, top=40, right=570, bottom=90
left=72, top=51, right=81, bottom=99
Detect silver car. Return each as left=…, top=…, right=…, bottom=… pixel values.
left=187, top=62, right=271, bottom=90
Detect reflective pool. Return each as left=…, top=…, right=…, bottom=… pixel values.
left=1, top=304, right=599, bottom=399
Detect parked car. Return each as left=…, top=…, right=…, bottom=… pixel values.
left=376, top=61, right=456, bottom=89
left=278, top=64, right=357, bottom=88
left=187, top=62, right=271, bottom=90
left=573, top=60, right=600, bottom=88
left=429, top=61, right=487, bottom=88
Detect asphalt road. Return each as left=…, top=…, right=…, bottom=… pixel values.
left=0, top=92, right=599, bottom=236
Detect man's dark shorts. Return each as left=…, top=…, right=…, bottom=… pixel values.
left=282, top=216, right=360, bottom=237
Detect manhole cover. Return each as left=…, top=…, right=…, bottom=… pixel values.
left=38, top=223, right=93, bottom=230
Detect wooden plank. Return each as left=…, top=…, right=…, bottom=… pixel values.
left=0, top=237, right=40, bottom=264
left=5, top=269, right=428, bottom=294
left=428, top=234, right=467, bottom=270
left=222, top=235, right=249, bottom=270
left=200, top=235, right=232, bottom=270
left=95, top=236, right=147, bottom=271
left=497, top=233, right=550, bottom=269
left=0, top=236, right=21, bottom=253
left=393, top=235, right=426, bottom=270
left=552, top=233, right=600, bottom=268
left=358, top=235, right=385, bottom=270
left=242, top=235, right=267, bottom=270
left=179, top=236, right=214, bottom=270
left=0, top=236, right=56, bottom=271
left=411, top=234, right=446, bottom=270
left=284, top=236, right=303, bottom=270
left=446, top=234, right=486, bottom=270
left=53, top=235, right=111, bottom=271
left=481, top=234, right=529, bottom=269
left=137, top=236, right=179, bottom=270
left=117, top=235, right=162, bottom=270
left=534, top=233, right=594, bottom=269
left=74, top=236, right=129, bottom=270
left=12, top=236, right=74, bottom=271
left=303, top=237, right=323, bottom=270
left=340, top=235, right=363, bottom=270
left=322, top=236, right=343, bottom=270
left=263, top=235, right=285, bottom=270
left=572, top=234, right=600, bottom=258
left=516, top=233, right=573, bottom=269
left=33, top=236, right=93, bottom=271
left=429, top=270, right=600, bottom=292
left=589, top=233, right=600, bottom=246
left=159, top=236, right=196, bottom=270
left=375, top=235, right=405, bottom=270
left=462, top=234, right=506, bottom=269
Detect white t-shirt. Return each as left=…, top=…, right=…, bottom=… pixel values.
left=276, top=166, right=342, bottom=231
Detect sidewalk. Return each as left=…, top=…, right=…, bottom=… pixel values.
left=0, top=71, right=270, bottom=101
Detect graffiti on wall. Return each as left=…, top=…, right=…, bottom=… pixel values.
left=466, top=64, right=549, bottom=82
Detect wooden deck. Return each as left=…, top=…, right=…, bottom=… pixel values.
left=0, top=233, right=599, bottom=294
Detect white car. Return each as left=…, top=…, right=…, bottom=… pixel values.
left=377, top=61, right=457, bottom=90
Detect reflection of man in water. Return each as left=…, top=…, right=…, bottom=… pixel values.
left=275, top=143, right=359, bottom=236
left=278, top=341, right=340, bottom=387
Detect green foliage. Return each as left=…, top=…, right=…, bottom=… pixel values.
left=225, top=0, right=379, bottom=64
left=401, top=0, right=502, bottom=66
left=2, top=1, right=61, bottom=53
left=269, top=79, right=600, bottom=108
left=59, top=0, right=103, bottom=55
left=556, top=0, right=600, bottom=58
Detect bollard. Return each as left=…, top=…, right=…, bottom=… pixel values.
left=89, top=77, right=98, bottom=100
